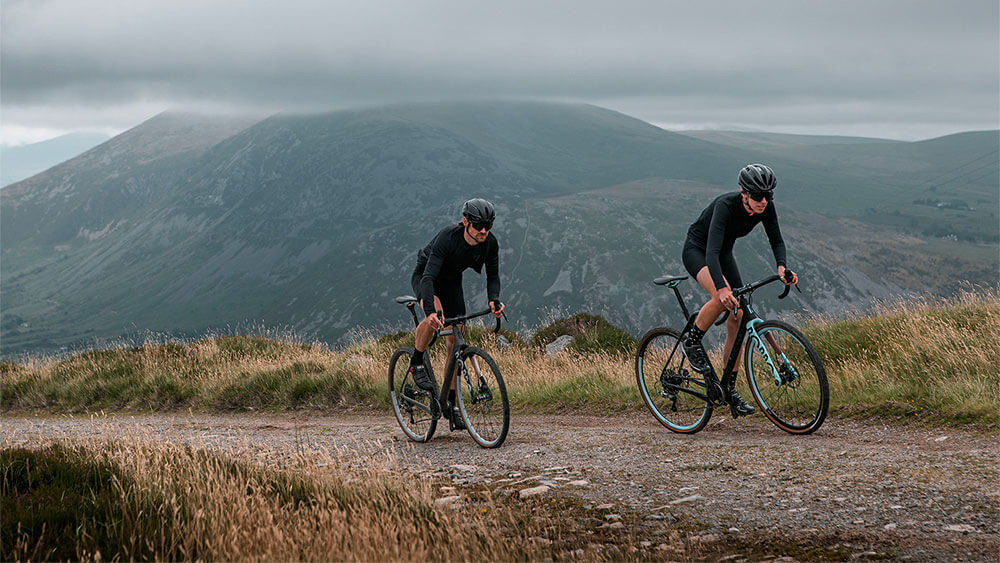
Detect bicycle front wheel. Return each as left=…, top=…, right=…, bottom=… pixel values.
left=744, top=321, right=828, bottom=434
left=389, top=347, right=438, bottom=442
left=635, top=327, right=713, bottom=434
left=455, top=346, right=509, bottom=448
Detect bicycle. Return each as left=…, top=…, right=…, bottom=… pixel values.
left=635, top=272, right=828, bottom=434
left=388, top=296, right=510, bottom=448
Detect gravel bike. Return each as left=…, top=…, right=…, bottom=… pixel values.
left=388, top=296, right=510, bottom=448
left=635, top=273, right=828, bottom=434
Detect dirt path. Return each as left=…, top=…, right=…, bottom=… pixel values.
left=4, top=412, right=998, bottom=560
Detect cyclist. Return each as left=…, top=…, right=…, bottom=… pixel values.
left=680, top=163, right=798, bottom=417
left=407, top=198, right=506, bottom=430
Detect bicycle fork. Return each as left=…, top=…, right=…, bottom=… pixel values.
left=746, top=322, right=797, bottom=386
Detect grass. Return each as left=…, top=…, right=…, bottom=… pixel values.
left=530, top=312, right=637, bottom=355
left=803, top=288, right=1000, bottom=425
left=3, top=289, right=999, bottom=427
left=2, top=430, right=647, bottom=561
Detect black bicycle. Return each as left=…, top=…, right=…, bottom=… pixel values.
left=635, top=273, right=828, bottom=434
left=388, top=296, right=510, bottom=448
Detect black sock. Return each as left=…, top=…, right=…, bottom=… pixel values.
left=411, top=350, right=424, bottom=366
left=686, top=325, right=707, bottom=344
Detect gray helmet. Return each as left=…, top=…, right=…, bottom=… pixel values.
left=461, top=198, right=495, bottom=226
left=738, top=164, right=777, bottom=193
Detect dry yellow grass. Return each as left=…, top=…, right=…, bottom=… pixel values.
left=803, top=287, right=1000, bottom=424
left=3, top=288, right=998, bottom=425
left=3, top=425, right=634, bottom=561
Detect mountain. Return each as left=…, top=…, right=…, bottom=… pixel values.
left=1, top=133, right=112, bottom=187
left=2, top=102, right=997, bottom=356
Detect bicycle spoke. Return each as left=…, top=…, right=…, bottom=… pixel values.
left=389, top=348, right=438, bottom=442
left=745, top=322, right=828, bottom=434
left=636, top=328, right=712, bottom=433
left=456, top=347, right=509, bottom=448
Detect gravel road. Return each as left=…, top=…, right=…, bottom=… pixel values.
left=4, top=412, right=998, bottom=561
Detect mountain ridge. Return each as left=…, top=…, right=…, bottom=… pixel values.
left=2, top=102, right=996, bottom=356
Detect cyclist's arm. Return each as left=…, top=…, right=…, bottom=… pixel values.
left=705, top=200, right=732, bottom=290
left=485, top=236, right=500, bottom=303
left=420, top=251, right=446, bottom=318
left=761, top=204, right=787, bottom=269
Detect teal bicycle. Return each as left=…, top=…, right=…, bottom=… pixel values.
left=636, top=273, right=828, bottom=434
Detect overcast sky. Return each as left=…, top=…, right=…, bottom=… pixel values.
left=2, top=0, right=998, bottom=145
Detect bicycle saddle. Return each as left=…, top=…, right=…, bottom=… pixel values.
left=653, top=275, right=688, bottom=287
left=394, top=295, right=419, bottom=306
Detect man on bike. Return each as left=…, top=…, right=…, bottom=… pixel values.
left=407, top=198, right=506, bottom=430
left=680, top=163, right=798, bottom=417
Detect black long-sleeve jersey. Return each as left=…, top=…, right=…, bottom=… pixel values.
left=685, top=192, right=786, bottom=290
left=414, top=224, right=500, bottom=317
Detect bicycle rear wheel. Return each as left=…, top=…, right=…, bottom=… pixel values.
left=744, top=321, right=828, bottom=434
left=635, top=327, right=713, bottom=433
left=455, top=346, right=509, bottom=448
left=389, top=347, right=438, bottom=442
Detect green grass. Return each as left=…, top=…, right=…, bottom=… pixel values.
left=530, top=313, right=637, bottom=355
left=2, top=290, right=998, bottom=427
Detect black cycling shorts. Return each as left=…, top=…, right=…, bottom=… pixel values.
left=682, top=241, right=743, bottom=289
left=411, top=269, right=466, bottom=319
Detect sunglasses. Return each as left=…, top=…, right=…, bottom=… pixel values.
left=469, top=220, right=493, bottom=231
left=746, top=190, right=773, bottom=202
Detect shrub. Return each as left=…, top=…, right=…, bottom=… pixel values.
left=530, top=313, right=636, bottom=356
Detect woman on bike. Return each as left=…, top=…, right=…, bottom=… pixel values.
left=407, top=198, right=506, bottom=430
left=681, top=163, right=798, bottom=417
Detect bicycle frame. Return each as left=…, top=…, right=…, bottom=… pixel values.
left=434, top=324, right=470, bottom=412
left=400, top=300, right=500, bottom=413
left=662, top=274, right=792, bottom=400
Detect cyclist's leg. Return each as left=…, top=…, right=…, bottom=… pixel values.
left=724, top=310, right=743, bottom=364
left=443, top=325, right=467, bottom=431
left=414, top=296, right=444, bottom=354
left=717, top=252, right=744, bottom=364
left=683, top=243, right=729, bottom=332
left=716, top=255, right=753, bottom=416
left=411, top=268, right=442, bottom=356
left=444, top=329, right=457, bottom=390
left=408, top=291, right=444, bottom=393
left=437, top=284, right=465, bottom=392
left=692, top=267, right=728, bottom=328
left=682, top=244, right=725, bottom=373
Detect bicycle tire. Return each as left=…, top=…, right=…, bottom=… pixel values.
left=743, top=320, right=829, bottom=434
left=635, top=327, right=713, bottom=434
left=388, top=347, right=438, bottom=442
left=455, top=346, right=510, bottom=448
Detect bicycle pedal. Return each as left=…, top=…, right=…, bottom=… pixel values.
left=729, top=403, right=754, bottom=419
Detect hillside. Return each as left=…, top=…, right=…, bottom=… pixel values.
left=1, top=102, right=997, bottom=356
left=680, top=129, right=1000, bottom=243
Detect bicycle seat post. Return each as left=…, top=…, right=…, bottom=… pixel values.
left=406, top=303, right=419, bottom=327
left=673, top=285, right=691, bottom=321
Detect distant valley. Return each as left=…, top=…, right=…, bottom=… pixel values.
left=1, top=133, right=112, bottom=188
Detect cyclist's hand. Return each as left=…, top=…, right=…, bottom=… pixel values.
left=778, top=266, right=798, bottom=285
left=490, top=299, right=505, bottom=318
left=716, top=287, right=738, bottom=310
left=427, top=311, right=444, bottom=329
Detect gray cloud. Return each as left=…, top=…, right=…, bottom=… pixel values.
left=2, top=0, right=997, bottom=141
